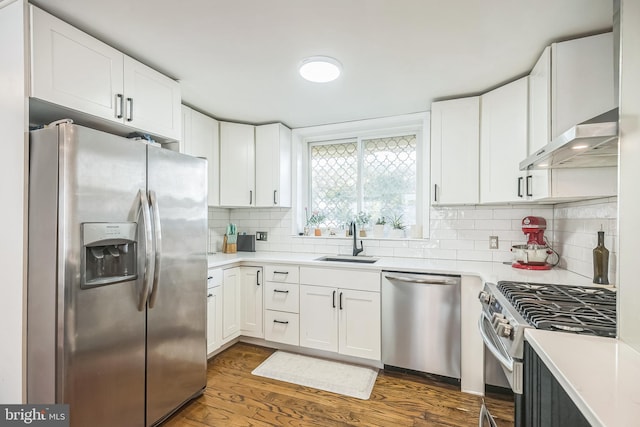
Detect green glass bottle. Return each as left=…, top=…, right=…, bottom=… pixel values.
left=593, top=231, right=609, bottom=285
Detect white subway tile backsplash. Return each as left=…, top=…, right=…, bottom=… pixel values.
left=213, top=197, right=616, bottom=284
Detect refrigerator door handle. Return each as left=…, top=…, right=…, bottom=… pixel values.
left=138, top=189, right=154, bottom=311
left=148, top=190, right=163, bottom=309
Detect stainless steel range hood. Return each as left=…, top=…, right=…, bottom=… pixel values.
left=519, top=108, right=618, bottom=170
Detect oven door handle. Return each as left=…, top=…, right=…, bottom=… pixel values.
left=478, top=312, right=514, bottom=372
left=478, top=399, right=498, bottom=427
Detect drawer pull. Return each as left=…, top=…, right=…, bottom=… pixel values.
left=273, top=289, right=289, bottom=294
left=273, top=271, right=289, bottom=275
left=207, top=293, right=213, bottom=298
left=273, top=320, right=289, bottom=324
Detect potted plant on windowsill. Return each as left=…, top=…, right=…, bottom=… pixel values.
left=373, top=217, right=386, bottom=238
left=307, top=210, right=326, bottom=236
left=356, top=211, right=371, bottom=237
left=389, top=214, right=406, bottom=238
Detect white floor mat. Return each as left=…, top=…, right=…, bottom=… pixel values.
left=251, top=351, right=378, bottom=400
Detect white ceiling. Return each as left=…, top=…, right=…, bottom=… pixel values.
left=31, top=0, right=613, bottom=129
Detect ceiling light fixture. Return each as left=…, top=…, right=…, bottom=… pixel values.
left=299, top=56, right=342, bottom=83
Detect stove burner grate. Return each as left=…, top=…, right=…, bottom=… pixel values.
left=497, top=281, right=617, bottom=337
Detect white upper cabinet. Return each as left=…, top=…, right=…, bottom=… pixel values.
left=219, top=122, right=255, bottom=207
left=551, top=32, right=615, bottom=139
left=182, top=106, right=220, bottom=206
left=30, top=5, right=181, bottom=140
left=430, top=97, right=480, bottom=205
left=255, top=123, right=292, bottom=207
left=528, top=46, right=552, bottom=155
left=122, top=57, right=181, bottom=140
left=480, top=77, right=529, bottom=204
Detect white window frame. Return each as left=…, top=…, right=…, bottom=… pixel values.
left=291, top=112, right=430, bottom=238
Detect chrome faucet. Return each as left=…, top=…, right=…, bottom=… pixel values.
left=351, top=221, right=364, bottom=256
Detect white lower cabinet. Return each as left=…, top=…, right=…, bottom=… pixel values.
left=222, top=267, right=241, bottom=342
left=264, top=310, right=299, bottom=346
left=299, top=267, right=381, bottom=361
left=206, top=272, right=222, bottom=355
left=299, top=285, right=381, bottom=360
left=264, top=265, right=300, bottom=346
left=240, top=266, right=264, bottom=338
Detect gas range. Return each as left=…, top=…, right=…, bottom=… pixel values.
left=479, top=281, right=617, bottom=361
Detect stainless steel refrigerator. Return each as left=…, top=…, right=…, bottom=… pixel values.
left=27, top=122, right=208, bottom=427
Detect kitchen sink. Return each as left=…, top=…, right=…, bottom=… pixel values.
left=315, top=255, right=379, bottom=264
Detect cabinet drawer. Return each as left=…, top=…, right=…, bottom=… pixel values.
left=265, top=311, right=299, bottom=346
left=300, top=267, right=380, bottom=292
left=264, top=265, right=299, bottom=283
left=265, top=282, right=299, bottom=313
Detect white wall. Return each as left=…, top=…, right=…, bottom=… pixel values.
left=618, top=0, right=640, bottom=351
left=0, top=0, right=27, bottom=403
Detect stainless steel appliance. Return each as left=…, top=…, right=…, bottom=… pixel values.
left=27, top=122, right=208, bottom=427
left=382, top=271, right=461, bottom=379
left=477, top=281, right=616, bottom=426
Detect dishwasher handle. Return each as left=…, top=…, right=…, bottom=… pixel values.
left=384, top=274, right=459, bottom=286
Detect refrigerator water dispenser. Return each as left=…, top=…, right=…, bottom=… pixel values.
left=81, top=222, right=138, bottom=287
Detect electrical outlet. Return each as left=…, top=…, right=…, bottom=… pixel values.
left=256, top=231, right=268, bottom=241
left=489, top=236, right=499, bottom=249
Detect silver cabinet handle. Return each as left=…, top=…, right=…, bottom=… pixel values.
left=384, top=274, right=458, bottom=286
left=116, top=94, right=124, bottom=119
left=126, top=97, right=134, bottom=122
left=274, top=190, right=278, bottom=205
left=148, top=190, right=162, bottom=309
left=249, top=190, right=253, bottom=205
left=138, top=189, right=153, bottom=311
left=478, top=312, right=513, bottom=372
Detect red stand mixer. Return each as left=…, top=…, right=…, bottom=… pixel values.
left=511, top=216, right=554, bottom=270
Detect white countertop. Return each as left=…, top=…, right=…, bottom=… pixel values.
left=525, top=329, right=640, bottom=427
left=207, top=251, right=597, bottom=287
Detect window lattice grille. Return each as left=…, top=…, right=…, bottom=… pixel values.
left=362, top=135, right=417, bottom=225
left=309, top=134, right=417, bottom=229
left=310, top=142, right=358, bottom=228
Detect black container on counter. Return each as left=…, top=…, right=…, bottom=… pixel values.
left=593, top=230, right=610, bottom=285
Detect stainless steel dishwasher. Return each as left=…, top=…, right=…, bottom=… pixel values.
left=381, top=271, right=461, bottom=379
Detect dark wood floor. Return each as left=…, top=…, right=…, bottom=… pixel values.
left=163, top=342, right=514, bottom=426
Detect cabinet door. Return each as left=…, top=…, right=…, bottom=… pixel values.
left=240, top=267, right=263, bottom=338
left=430, top=97, right=480, bottom=205
left=338, top=289, right=381, bottom=360
left=299, top=285, right=338, bottom=352
left=206, top=286, right=222, bottom=355
left=30, top=5, right=124, bottom=124
left=480, top=77, right=529, bottom=204
left=183, top=106, right=220, bottom=206
left=255, top=123, right=292, bottom=207
left=529, top=46, right=551, bottom=154
left=222, top=268, right=241, bottom=340
left=551, top=32, right=615, bottom=139
left=123, top=56, right=181, bottom=140
left=219, top=122, right=255, bottom=207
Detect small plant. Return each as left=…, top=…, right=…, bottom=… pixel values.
left=307, top=210, right=326, bottom=227
left=391, top=214, right=405, bottom=230
left=355, top=211, right=371, bottom=227
left=375, top=217, right=386, bottom=225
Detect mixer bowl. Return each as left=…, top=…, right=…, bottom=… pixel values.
left=511, top=244, right=553, bottom=265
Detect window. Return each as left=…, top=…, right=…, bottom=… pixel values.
left=309, top=133, right=418, bottom=230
